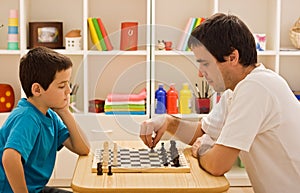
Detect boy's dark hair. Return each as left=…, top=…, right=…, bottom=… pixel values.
left=188, top=13, right=257, bottom=66
left=19, top=46, right=73, bottom=97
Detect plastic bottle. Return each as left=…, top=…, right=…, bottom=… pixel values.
left=179, top=83, right=192, bottom=114
left=167, top=83, right=178, bottom=114
left=155, top=83, right=167, bottom=114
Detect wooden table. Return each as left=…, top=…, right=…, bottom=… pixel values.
left=71, top=141, right=230, bottom=193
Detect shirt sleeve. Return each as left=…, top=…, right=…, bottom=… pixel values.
left=216, top=80, right=276, bottom=151
left=202, top=90, right=233, bottom=141
left=4, top=114, right=39, bottom=163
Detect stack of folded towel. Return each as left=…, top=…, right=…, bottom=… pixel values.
left=104, top=88, right=146, bottom=115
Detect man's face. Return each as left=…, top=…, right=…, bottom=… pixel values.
left=192, top=45, right=226, bottom=92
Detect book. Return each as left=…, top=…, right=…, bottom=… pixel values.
left=176, top=17, right=193, bottom=50
left=178, top=17, right=205, bottom=51
left=92, top=18, right=107, bottom=51
left=120, top=22, right=138, bottom=51
left=87, top=17, right=102, bottom=51
left=97, top=18, right=113, bottom=51
left=181, top=17, right=197, bottom=51
left=185, top=17, right=204, bottom=51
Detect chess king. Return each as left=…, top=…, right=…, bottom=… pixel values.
left=0, top=84, right=15, bottom=112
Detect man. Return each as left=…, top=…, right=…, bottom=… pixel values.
left=140, top=13, right=300, bottom=193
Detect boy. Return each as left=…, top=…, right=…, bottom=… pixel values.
left=0, top=46, right=90, bottom=193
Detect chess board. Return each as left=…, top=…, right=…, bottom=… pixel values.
left=92, top=145, right=190, bottom=173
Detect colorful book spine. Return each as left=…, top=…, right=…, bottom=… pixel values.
left=176, top=17, right=193, bottom=51
left=87, top=17, right=102, bottom=51
left=185, top=17, right=204, bottom=51
left=97, top=18, right=113, bottom=51
left=92, top=18, right=107, bottom=51
left=181, top=17, right=197, bottom=51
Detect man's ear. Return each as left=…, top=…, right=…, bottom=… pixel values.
left=31, top=83, right=43, bottom=96
left=228, top=49, right=239, bottom=65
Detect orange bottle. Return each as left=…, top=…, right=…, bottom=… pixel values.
left=167, top=83, right=178, bottom=114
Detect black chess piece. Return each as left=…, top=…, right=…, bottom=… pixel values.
left=107, top=165, right=113, bottom=176
left=97, top=162, right=103, bottom=175
left=160, top=142, right=166, bottom=155
left=149, top=148, right=155, bottom=153
left=162, top=155, right=169, bottom=166
left=172, top=155, right=180, bottom=167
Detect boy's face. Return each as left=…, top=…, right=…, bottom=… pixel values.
left=41, top=68, right=72, bottom=109
left=192, top=45, right=226, bottom=92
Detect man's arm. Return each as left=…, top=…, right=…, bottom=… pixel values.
left=140, top=114, right=204, bottom=148
left=2, top=148, right=28, bottom=193
left=199, top=144, right=240, bottom=176
left=165, top=115, right=204, bottom=145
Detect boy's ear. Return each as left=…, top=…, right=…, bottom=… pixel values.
left=31, top=83, right=43, bottom=96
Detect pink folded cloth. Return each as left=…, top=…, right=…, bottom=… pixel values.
left=106, top=88, right=146, bottom=102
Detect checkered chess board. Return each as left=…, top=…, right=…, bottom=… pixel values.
left=92, top=147, right=190, bottom=173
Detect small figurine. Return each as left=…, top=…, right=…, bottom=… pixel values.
left=157, top=40, right=172, bottom=51
left=65, top=29, right=82, bottom=50
left=164, top=41, right=172, bottom=50
left=157, top=40, right=165, bottom=50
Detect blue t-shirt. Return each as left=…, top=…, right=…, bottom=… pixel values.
left=0, top=98, right=70, bottom=193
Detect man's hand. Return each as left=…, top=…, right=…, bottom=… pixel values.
left=140, top=114, right=169, bottom=148
left=192, top=134, right=215, bottom=158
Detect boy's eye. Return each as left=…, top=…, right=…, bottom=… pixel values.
left=58, top=84, right=66, bottom=89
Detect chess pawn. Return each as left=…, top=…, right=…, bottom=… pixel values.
left=97, top=162, right=103, bottom=175
left=107, top=165, right=113, bottom=176
left=113, top=143, right=118, bottom=166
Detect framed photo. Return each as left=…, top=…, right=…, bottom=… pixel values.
left=29, top=22, right=63, bottom=49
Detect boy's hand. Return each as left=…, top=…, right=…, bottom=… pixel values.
left=192, top=134, right=215, bottom=158
left=51, top=95, right=71, bottom=115
left=140, top=114, right=169, bottom=148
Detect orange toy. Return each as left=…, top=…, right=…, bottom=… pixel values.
left=0, top=84, right=15, bottom=112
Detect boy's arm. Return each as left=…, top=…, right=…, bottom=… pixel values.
left=2, top=148, right=29, bottom=193
left=55, top=108, right=90, bottom=156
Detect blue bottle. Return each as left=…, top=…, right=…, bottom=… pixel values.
left=155, top=83, right=167, bottom=114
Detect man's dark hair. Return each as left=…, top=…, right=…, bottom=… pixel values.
left=188, top=13, right=257, bottom=66
left=19, top=46, right=73, bottom=97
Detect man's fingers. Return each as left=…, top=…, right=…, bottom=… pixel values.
left=152, top=130, right=164, bottom=147
left=191, top=138, right=202, bottom=157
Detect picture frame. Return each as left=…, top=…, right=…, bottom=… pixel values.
left=29, top=22, right=63, bottom=49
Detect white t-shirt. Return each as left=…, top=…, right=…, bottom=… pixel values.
left=203, top=64, right=300, bottom=193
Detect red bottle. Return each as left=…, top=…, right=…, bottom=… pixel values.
left=167, top=83, right=178, bottom=114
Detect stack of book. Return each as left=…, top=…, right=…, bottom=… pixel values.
left=104, top=88, right=146, bottom=115
left=176, top=17, right=205, bottom=51
left=87, top=17, right=113, bottom=51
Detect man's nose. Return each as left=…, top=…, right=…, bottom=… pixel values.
left=198, top=70, right=204, bottom=77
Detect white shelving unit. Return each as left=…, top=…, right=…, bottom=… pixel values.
left=1, top=0, right=300, bottom=187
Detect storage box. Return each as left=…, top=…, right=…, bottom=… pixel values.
left=65, top=37, right=81, bottom=50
